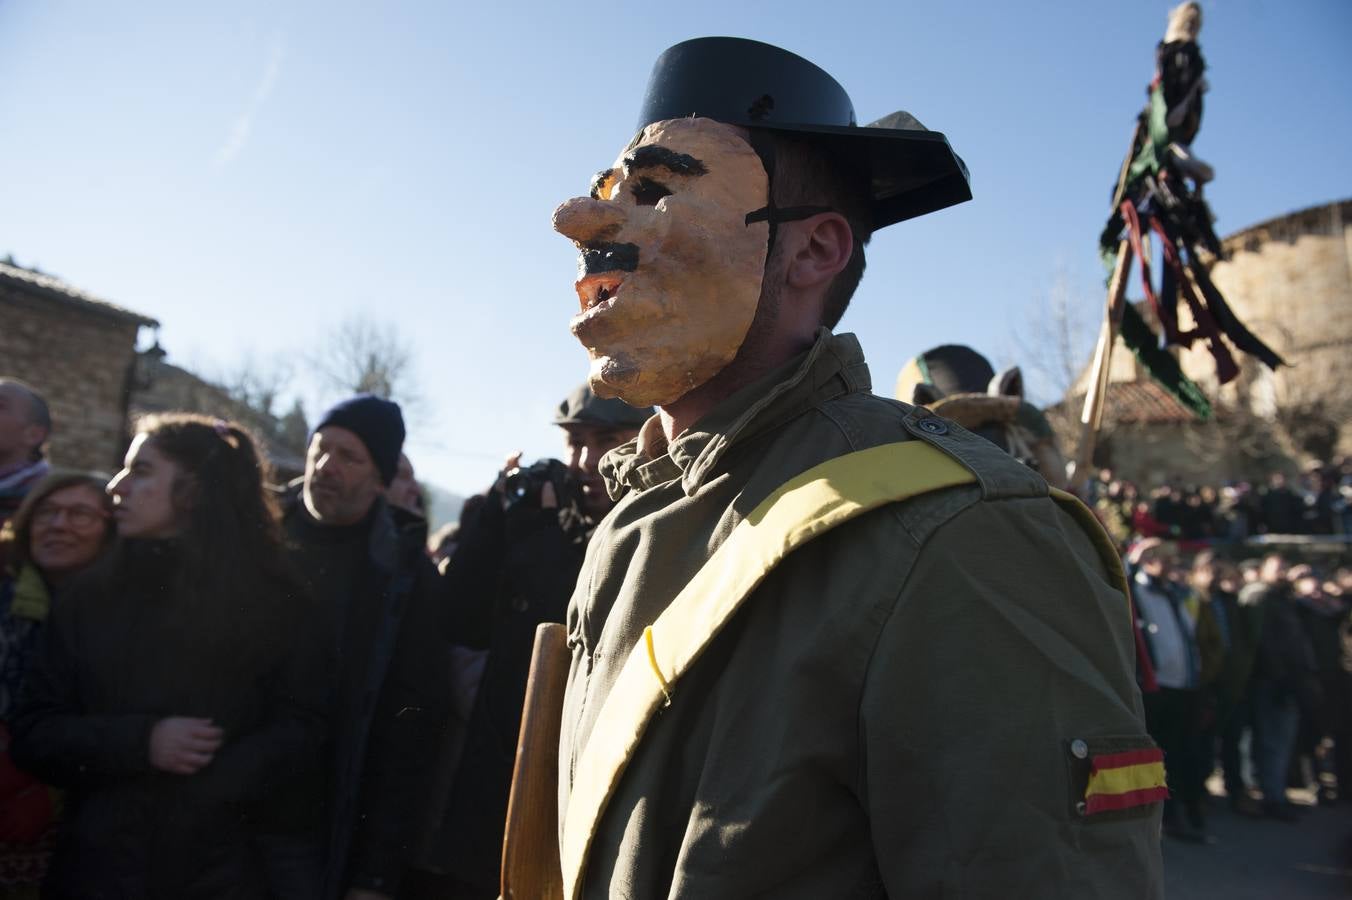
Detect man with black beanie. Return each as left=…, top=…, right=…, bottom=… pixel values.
left=281, top=394, right=452, bottom=900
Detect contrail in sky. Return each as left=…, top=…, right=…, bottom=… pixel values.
left=213, top=34, right=285, bottom=167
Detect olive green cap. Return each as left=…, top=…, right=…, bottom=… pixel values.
left=554, top=383, right=652, bottom=429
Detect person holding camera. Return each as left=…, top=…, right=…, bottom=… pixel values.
left=423, top=384, right=647, bottom=899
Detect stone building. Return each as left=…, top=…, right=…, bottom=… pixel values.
left=1, top=260, right=158, bottom=473
left=130, top=362, right=308, bottom=478
left=1, top=260, right=307, bottom=477
left=1059, top=198, right=1352, bottom=486
left=1183, top=199, right=1352, bottom=464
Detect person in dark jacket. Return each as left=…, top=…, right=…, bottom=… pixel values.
left=12, top=414, right=327, bottom=899
left=0, top=471, right=116, bottom=891
left=423, top=384, right=647, bottom=899
left=1242, top=553, right=1318, bottom=820
left=1290, top=565, right=1348, bottom=803
left=281, top=394, right=452, bottom=900
left=1260, top=473, right=1305, bottom=535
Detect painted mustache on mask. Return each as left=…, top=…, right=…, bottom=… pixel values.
left=579, top=242, right=640, bottom=277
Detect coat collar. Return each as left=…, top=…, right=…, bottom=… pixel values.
left=601, top=330, right=872, bottom=498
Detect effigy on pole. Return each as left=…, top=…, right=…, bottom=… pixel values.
left=1070, top=1, right=1286, bottom=490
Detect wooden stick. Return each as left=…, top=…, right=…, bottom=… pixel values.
left=1069, top=238, right=1133, bottom=490
left=1110, top=118, right=1146, bottom=216
left=1066, top=114, right=1155, bottom=491
left=500, top=623, right=570, bottom=900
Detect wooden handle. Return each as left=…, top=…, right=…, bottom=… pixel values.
left=1069, top=238, right=1134, bottom=491
left=500, top=623, right=570, bottom=900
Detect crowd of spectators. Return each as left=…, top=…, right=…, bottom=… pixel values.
left=0, top=375, right=644, bottom=900
left=1092, top=463, right=1352, bottom=549
left=1099, top=459, right=1352, bottom=845
left=1, top=369, right=1350, bottom=895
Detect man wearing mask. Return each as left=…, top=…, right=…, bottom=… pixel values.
left=283, top=394, right=450, bottom=900
left=547, top=37, right=1162, bottom=898
left=427, top=385, right=647, bottom=899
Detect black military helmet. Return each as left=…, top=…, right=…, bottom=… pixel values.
left=554, top=383, right=652, bottom=429
left=636, top=37, right=971, bottom=229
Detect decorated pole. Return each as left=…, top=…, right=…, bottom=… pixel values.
left=1069, top=114, right=1146, bottom=489
left=1069, top=237, right=1133, bottom=487
left=1074, top=2, right=1285, bottom=491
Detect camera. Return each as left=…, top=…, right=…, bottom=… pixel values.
left=503, top=458, right=573, bottom=509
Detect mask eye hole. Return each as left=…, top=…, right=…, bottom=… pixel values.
left=631, top=177, right=672, bottom=207
left=590, top=170, right=617, bottom=201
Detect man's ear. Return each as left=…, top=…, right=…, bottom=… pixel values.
left=785, top=212, right=853, bottom=290
left=22, top=422, right=48, bottom=455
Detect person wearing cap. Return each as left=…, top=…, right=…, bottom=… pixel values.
left=420, top=385, right=647, bottom=899
left=281, top=394, right=452, bottom=900
left=554, top=383, right=652, bottom=521
left=548, top=38, right=1162, bottom=898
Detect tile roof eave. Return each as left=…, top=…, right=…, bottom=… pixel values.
left=0, top=264, right=158, bottom=328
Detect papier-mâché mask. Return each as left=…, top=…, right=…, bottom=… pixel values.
left=553, top=117, right=770, bottom=408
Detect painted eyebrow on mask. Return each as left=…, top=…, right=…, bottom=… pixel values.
left=622, top=145, right=708, bottom=177
left=588, top=147, right=709, bottom=200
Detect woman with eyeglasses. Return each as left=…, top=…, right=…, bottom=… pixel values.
left=11, top=415, right=327, bottom=900
left=1, top=472, right=115, bottom=895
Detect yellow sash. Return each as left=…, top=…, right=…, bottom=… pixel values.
left=560, top=440, right=977, bottom=899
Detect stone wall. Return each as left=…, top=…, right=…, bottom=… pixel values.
left=0, top=283, right=145, bottom=473
left=1064, top=199, right=1352, bottom=486
left=129, top=364, right=307, bottom=478
left=1180, top=199, right=1352, bottom=461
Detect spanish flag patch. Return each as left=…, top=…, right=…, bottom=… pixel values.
left=1083, top=748, right=1168, bottom=814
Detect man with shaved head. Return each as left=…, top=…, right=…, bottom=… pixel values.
left=0, top=378, right=52, bottom=525
left=547, top=38, right=1162, bottom=898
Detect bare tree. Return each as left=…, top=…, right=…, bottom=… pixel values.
left=1008, top=265, right=1098, bottom=407
left=216, top=351, right=296, bottom=419
left=309, top=314, right=422, bottom=414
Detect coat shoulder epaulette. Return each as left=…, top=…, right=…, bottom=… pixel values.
left=837, top=394, right=1126, bottom=596
left=807, top=390, right=1091, bottom=558
left=822, top=391, right=1048, bottom=495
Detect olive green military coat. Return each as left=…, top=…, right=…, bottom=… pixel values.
left=558, top=331, right=1163, bottom=899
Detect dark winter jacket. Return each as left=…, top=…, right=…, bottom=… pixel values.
left=11, top=539, right=327, bottom=900
left=282, top=494, right=453, bottom=899
left=1245, top=581, right=1317, bottom=694
left=434, top=489, right=592, bottom=893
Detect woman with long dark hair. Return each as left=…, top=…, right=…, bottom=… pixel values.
left=12, top=415, right=327, bottom=899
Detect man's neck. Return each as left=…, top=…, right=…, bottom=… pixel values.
left=0, top=452, right=34, bottom=478
left=658, top=329, right=817, bottom=441
left=296, top=498, right=377, bottom=543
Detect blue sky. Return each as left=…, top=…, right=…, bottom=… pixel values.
left=2, top=0, right=1349, bottom=499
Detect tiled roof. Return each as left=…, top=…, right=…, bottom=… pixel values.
left=0, top=261, right=158, bottom=327
left=1057, top=380, right=1201, bottom=425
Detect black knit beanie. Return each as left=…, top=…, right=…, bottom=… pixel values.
left=314, top=394, right=405, bottom=485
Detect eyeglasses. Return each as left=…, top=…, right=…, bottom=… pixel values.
left=32, top=503, right=109, bottom=530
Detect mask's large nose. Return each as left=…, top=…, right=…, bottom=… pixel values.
left=552, top=197, right=627, bottom=244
